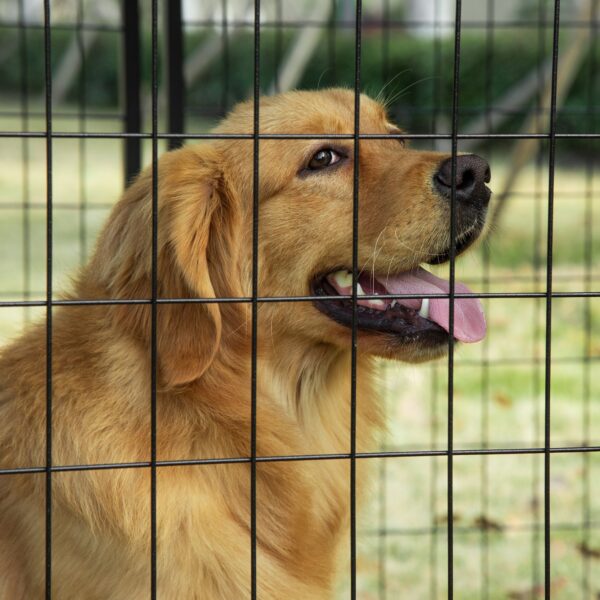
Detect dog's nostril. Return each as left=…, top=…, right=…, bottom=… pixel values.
left=459, top=168, right=475, bottom=192
left=434, top=166, right=451, bottom=189
left=434, top=154, right=491, bottom=204
left=434, top=171, right=449, bottom=190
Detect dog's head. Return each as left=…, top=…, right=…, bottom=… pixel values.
left=90, top=89, right=490, bottom=387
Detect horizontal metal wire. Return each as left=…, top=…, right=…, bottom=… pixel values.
left=0, top=290, right=598, bottom=309
left=363, top=521, right=600, bottom=537
left=187, top=104, right=600, bottom=120
left=3, top=270, right=598, bottom=296
left=382, top=439, right=600, bottom=452
left=6, top=200, right=597, bottom=212
left=8, top=106, right=598, bottom=122
left=181, top=19, right=600, bottom=30
left=2, top=131, right=600, bottom=140
left=2, top=443, right=600, bottom=477
left=1, top=19, right=598, bottom=32
left=0, top=111, right=124, bottom=122
left=0, top=202, right=113, bottom=211
left=455, top=356, right=600, bottom=366
left=0, top=21, right=122, bottom=32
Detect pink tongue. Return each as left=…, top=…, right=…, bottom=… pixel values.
left=380, top=267, right=486, bottom=343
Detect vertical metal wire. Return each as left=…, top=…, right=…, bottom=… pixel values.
left=166, top=0, right=185, bottom=151
left=76, top=0, right=88, bottom=264
left=531, top=0, right=547, bottom=589
left=251, top=1, right=261, bottom=597
left=350, top=1, right=363, bottom=596
left=122, top=0, right=141, bottom=185
left=447, top=1, right=463, bottom=597
left=274, top=0, right=283, bottom=94
left=220, top=0, right=230, bottom=114
left=150, top=0, right=159, bottom=596
left=43, top=0, right=53, bottom=597
left=18, top=0, right=31, bottom=319
left=543, top=3, right=561, bottom=598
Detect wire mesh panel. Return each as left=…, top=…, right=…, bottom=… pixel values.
left=0, top=0, right=599, bottom=598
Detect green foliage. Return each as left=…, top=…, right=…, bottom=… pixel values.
left=1, top=26, right=598, bottom=154
left=516, top=0, right=556, bottom=19
left=0, top=28, right=122, bottom=106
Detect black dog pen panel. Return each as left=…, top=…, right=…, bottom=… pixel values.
left=0, top=0, right=599, bottom=597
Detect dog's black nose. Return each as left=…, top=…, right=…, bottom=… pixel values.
left=434, top=154, right=491, bottom=206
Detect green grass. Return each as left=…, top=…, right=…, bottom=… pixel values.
left=1, top=111, right=599, bottom=599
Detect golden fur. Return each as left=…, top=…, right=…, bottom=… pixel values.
left=0, top=89, right=467, bottom=598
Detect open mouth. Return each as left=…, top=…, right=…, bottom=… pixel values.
left=311, top=258, right=486, bottom=346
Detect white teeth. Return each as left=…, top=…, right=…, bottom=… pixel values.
left=419, top=298, right=430, bottom=319
left=332, top=270, right=353, bottom=288
left=391, top=300, right=399, bottom=308
left=330, top=270, right=383, bottom=307
left=369, top=299, right=386, bottom=308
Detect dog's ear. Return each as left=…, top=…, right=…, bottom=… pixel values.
left=90, top=145, right=245, bottom=387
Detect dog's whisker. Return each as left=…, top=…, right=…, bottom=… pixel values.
left=316, top=68, right=331, bottom=90
left=370, top=227, right=387, bottom=287
left=384, top=76, right=436, bottom=108
left=376, top=70, right=411, bottom=105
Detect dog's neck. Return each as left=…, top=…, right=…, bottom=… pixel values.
left=264, top=342, right=346, bottom=410
left=254, top=341, right=383, bottom=455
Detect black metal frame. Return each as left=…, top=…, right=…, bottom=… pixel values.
left=0, top=0, right=598, bottom=598
left=122, top=0, right=141, bottom=184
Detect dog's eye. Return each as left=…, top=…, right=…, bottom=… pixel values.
left=308, top=149, right=342, bottom=171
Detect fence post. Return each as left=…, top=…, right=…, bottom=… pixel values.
left=122, top=0, right=141, bottom=186
left=166, top=0, right=185, bottom=150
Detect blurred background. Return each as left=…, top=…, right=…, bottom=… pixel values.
left=0, top=0, right=599, bottom=597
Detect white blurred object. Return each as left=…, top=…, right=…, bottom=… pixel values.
left=270, top=1, right=332, bottom=93
left=406, top=0, right=452, bottom=37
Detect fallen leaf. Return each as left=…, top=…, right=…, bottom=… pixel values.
left=508, top=577, right=566, bottom=599
left=434, top=512, right=462, bottom=525
left=473, top=515, right=504, bottom=532
left=494, top=392, right=513, bottom=408
left=577, top=542, right=600, bottom=559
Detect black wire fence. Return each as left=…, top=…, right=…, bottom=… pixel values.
left=0, top=0, right=599, bottom=598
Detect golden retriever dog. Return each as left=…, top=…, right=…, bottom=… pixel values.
left=0, top=89, right=490, bottom=599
